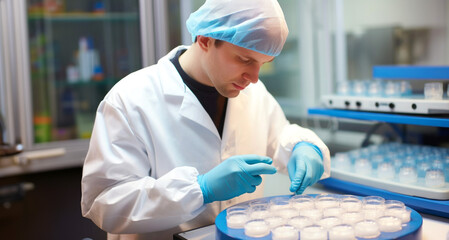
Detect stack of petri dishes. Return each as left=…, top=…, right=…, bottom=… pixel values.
left=221, top=194, right=419, bottom=240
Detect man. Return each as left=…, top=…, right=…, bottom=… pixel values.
left=81, top=0, right=330, bottom=239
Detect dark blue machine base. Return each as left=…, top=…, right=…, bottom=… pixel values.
left=320, top=178, right=449, bottom=218
left=215, top=194, right=423, bottom=240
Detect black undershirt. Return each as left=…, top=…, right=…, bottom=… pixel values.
left=170, top=49, right=228, bottom=138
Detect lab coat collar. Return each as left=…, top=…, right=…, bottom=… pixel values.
left=159, top=46, right=220, bottom=139
left=159, top=46, right=190, bottom=97
left=158, top=46, right=250, bottom=147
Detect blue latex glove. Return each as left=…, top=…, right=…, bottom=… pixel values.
left=288, top=142, right=324, bottom=194
left=198, top=155, right=277, bottom=204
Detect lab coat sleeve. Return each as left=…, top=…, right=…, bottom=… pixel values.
left=263, top=88, right=331, bottom=179
left=81, top=100, right=205, bottom=234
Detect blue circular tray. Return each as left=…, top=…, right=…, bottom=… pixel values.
left=216, top=194, right=422, bottom=240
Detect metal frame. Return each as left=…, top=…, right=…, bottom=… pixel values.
left=180, top=0, right=193, bottom=45
left=314, top=0, right=335, bottom=106
left=139, top=0, right=157, bottom=67
left=153, top=0, right=169, bottom=60
left=12, top=0, right=33, bottom=149
left=0, top=0, right=18, bottom=145
left=335, top=0, right=347, bottom=84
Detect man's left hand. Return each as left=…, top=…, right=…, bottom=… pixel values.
left=287, top=142, right=324, bottom=194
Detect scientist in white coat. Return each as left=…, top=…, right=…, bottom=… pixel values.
left=81, top=0, right=331, bottom=239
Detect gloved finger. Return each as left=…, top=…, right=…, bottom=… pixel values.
left=239, top=171, right=263, bottom=187
left=316, top=163, right=324, bottom=183
left=297, top=165, right=312, bottom=194
left=248, top=175, right=263, bottom=186
left=244, top=162, right=277, bottom=176
left=240, top=155, right=273, bottom=165
left=287, top=156, right=296, bottom=181
left=310, top=159, right=324, bottom=184
left=290, top=160, right=306, bottom=192
left=247, top=185, right=257, bottom=193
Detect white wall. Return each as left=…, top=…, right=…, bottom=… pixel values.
left=343, top=0, right=448, bottom=64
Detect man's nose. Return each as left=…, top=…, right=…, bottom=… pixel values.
left=242, top=65, right=260, bottom=83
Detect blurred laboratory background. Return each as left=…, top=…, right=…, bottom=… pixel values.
left=0, top=0, right=448, bottom=239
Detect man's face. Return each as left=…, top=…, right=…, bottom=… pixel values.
left=203, top=40, right=275, bottom=98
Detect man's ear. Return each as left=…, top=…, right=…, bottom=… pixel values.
left=196, top=35, right=212, bottom=52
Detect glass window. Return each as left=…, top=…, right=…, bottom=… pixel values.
left=27, top=0, right=142, bottom=143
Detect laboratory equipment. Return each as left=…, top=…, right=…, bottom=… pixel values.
left=322, top=66, right=449, bottom=115
left=330, top=142, right=449, bottom=200
left=215, top=194, right=423, bottom=239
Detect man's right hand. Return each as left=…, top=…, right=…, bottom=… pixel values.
left=197, top=155, right=277, bottom=204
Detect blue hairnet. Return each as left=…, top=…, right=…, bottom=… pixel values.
left=186, top=0, right=289, bottom=57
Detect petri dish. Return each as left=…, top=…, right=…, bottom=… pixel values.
left=288, top=216, right=314, bottom=230
left=226, top=210, right=248, bottom=229
left=363, top=196, right=386, bottom=210
left=323, top=206, right=346, bottom=218
left=276, top=207, right=300, bottom=219
left=265, top=216, right=286, bottom=229
left=355, top=158, right=373, bottom=176
left=290, top=194, right=315, bottom=210
left=385, top=200, right=405, bottom=209
left=329, top=224, right=356, bottom=240
left=424, top=82, right=444, bottom=100
left=333, top=153, right=352, bottom=171
left=300, top=224, right=327, bottom=240
left=340, top=195, right=362, bottom=212
left=244, top=219, right=270, bottom=238
left=315, top=194, right=340, bottom=210
left=271, top=224, right=299, bottom=240
left=354, top=220, right=380, bottom=239
left=377, top=215, right=402, bottom=232
left=398, top=166, right=418, bottom=184
left=319, top=216, right=342, bottom=229
left=400, top=208, right=412, bottom=223
left=341, top=211, right=364, bottom=226
left=269, top=196, right=291, bottom=211
left=226, top=205, right=249, bottom=229
left=425, top=168, right=446, bottom=188
left=300, top=208, right=323, bottom=222
left=377, top=162, right=396, bottom=180
left=249, top=204, right=270, bottom=219
left=362, top=207, right=384, bottom=220
left=384, top=81, right=401, bottom=97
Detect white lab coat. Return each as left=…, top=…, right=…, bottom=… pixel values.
left=81, top=46, right=330, bottom=240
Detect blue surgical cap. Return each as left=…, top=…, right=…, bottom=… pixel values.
left=186, top=0, right=289, bottom=57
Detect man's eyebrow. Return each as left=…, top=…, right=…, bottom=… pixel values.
left=243, top=56, right=275, bottom=64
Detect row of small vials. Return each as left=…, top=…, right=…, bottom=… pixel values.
left=337, top=80, right=448, bottom=100
left=333, top=143, right=449, bottom=188
left=225, top=194, right=411, bottom=240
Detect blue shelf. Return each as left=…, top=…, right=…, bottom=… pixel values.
left=308, top=108, right=449, bottom=128
left=373, top=66, right=449, bottom=79
left=320, top=178, right=449, bottom=218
